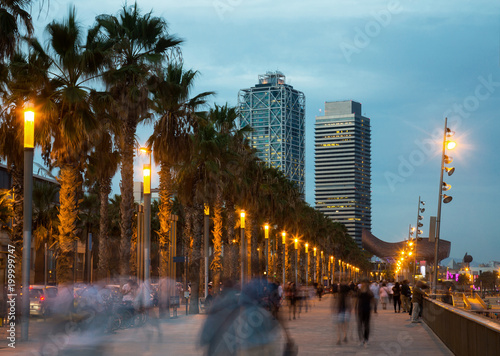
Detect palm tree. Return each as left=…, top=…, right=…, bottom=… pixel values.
left=0, top=108, right=23, bottom=252
left=92, top=3, right=182, bottom=276
left=34, top=8, right=105, bottom=283
left=210, top=109, right=253, bottom=281
left=0, top=0, right=33, bottom=62
left=177, top=111, right=224, bottom=313
left=86, top=130, right=120, bottom=280
left=106, top=194, right=122, bottom=276
left=197, top=104, right=240, bottom=292
left=146, top=63, right=212, bottom=281
left=0, top=49, right=50, bottom=256
left=32, top=180, right=59, bottom=283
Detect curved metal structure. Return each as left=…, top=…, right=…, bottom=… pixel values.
left=362, top=229, right=450, bottom=262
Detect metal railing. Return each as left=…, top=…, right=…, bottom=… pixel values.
left=423, top=297, right=500, bottom=356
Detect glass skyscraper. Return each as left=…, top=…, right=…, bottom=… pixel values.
left=314, top=100, right=371, bottom=246
left=238, top=71, right=306, bottom=194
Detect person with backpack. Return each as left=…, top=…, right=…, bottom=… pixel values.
left=400, top=280, right=411, bottom=313
left=392, top=282, right=402, bottom=313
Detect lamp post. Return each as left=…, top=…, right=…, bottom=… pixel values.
left=204, top=204, right=209, bottom=298
left=305, top=243, right=309, bottom=287
left=282, top=232, right=286, bottom=285
left=139, top=147, right=152, bottom=285
left=264, top=224, right=269, bottom=278
left=433, top=118, right=456, bottom=294
left=413, top=197, right=425, bottom=286
left=320, top=251, right=324, bottom=284
left=330, top=256, right=334, bottom=285
left=143, top=163, right=151, bottom=284
left=313, top=247, right=317, bottom=283
left=407, top=224, right=414, bottom=283
left=338, top=259, right=341, bottom=284
left=22, top=107, right=34, bottom=340
left=240, top=211, right=246, bottom=288
left=294, top=238, right=298, bottom=285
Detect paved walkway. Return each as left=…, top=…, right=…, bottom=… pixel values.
left=2, top=295, right=453, bottom=355
left=285, top=295, right=453, bottom=355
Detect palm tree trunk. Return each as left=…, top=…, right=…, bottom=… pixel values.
left=158, top=163, right=173, bottom=278
left=245, top=214, right=252, bottom=281
left=316, top=254, right=320, bottom=284
left=158, top=163, right=173, bottom=316
left=97, top=177, right=111, bottom=280
left=119, top=124, right=136, bottom=276
left=189, top=203, right=203, bottom=314
left=57, top=165, right=79, bottom=284
left=226, top=201, right=238, bottom=280
left=211, top=189, right=223, bottom=294
left=251, top=217, right=259, bottom=277
left=10, top=166, right=23, bottom=253
left=286, top=242, right=292, bottom=283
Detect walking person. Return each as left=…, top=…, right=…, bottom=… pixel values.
left=392, top=282, right=402, bottom=313
left=333, top=283, right=351, bottom=345
left=400, top=280, right=411, bottom=313
left=379, top=282, right=389, bottom=310
left=387, top=281, right=394, bottom=304
left=369, top=281, right=380, bottom=314
left=411, top=281, right=427, bottom=323
left=357, top=279, right=374, bottom=347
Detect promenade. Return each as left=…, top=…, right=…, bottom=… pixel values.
left=2, top=294, right=453, bottom=355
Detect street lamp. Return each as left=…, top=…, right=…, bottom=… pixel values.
left=413, top=197, right=425, bottom=285
left=240, top=211, right=246, bottom=287
left=264, top=224, right=269, bottom=278
left=330, top=256, right=334, bottom=285
left=305, top=243, right=309, bottom=286
left=320, top=251, right=324, bottom=282
left=433, top=118, right=457, bottom=294
left=313, top=247, right=317, bottom=283
left=338, top=259, right=341, bottom=283
left=294, top=238, right=298, bottom=285
left=143, top=164, right=151, bottom=285
left=282, top=231, right=286, bottom=285
left=139, top=146, right=152, bottom=284
left=204, top=204, right=209, bottom=298
left=22, top=106, right=35, bottom=340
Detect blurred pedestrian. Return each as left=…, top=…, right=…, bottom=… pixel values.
left=200, top=278, right=294, bottom=355
left=400, top=280, right=411, bottom=313
left=357, top=280, right=374, bottom=347
left=379, top=282, right=389, bottom=310
left=411, top=281, right=427, bottom=323
left=387, top=281, right=394, bottom=303
left=392, top=282, right=402, bottom=313
left=267, top=280, right=281, bottom=319
left=317, top=283, right=324, bottom=301
left=442, top=288, right=453, bottom=305
left=369, top=281, right=380, bottom=314
left=334, top=283, right=351, bottom=345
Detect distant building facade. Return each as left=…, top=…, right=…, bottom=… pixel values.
left=315, top=101, right=371, bottom=246
left=238, top=71, right=306, bottom=194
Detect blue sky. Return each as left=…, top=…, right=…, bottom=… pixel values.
left=31, top=0, right=500, bottom=263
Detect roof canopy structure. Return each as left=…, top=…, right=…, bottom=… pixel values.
left=362, top=229, right=450, bottom=263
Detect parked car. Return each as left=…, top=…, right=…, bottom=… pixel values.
left=29, top=285, right=58, bottom=316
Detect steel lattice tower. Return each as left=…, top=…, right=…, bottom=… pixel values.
left=238, top=71, right=306, bottom=194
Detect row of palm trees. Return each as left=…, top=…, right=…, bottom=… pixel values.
left=0, top=3, right=370, bottom=313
